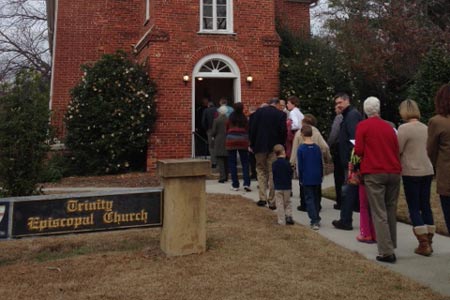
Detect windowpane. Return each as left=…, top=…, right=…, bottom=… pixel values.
left=217, top=18, right=227, bottom=30
left=203, top=18, right=213, bottom=29
left=200, top=0, right=231, bottom=32
left=217, top=5, right=227, bottom=17
left=203, top=5, right=212, bottom=17
left=199, top=59, right=232, bottom=73
left=218, top=65, right=231, bottom=72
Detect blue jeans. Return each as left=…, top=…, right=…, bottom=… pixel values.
left=228, top=149, right=250, bottom=188
left=402, top=175, right=433, bottom=226
left=441, top=195, right=450, bottom=234
left=340, top=183, right=359, bottom=226
left=299, top=183, right=322, bottom=210
left=304, top=185, right=321, bottom=225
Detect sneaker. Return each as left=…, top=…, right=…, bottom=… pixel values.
left=268, top=204, right=277, bottom=210
left=333, top=204, right=341, bottom=210
left=244, top=186, right=252, bottom=192
left=285, top=216, right=294, bottom=225
left=311, top=223, right=320, bottom=230
left=256, top=200, right=267, bottom=207
left=231, top=187, right=239, bottom=191
left=332, top=220, right=353, bottom=231
left=356, top=235, right=376, bottom=244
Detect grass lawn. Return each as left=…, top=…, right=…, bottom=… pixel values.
left=0, top=194, right=447, bottom=300
left=322, top=181, right=449, bottom=236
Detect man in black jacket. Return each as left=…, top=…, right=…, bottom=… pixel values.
left=332, top=93, right=362, bottom=230
left=249, top=98, right=287, bottom=208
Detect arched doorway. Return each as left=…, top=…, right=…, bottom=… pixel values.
left=191, top=54, right=241, bottom=157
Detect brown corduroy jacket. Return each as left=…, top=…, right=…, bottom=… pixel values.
left=427, top=115, right=450, bottom=196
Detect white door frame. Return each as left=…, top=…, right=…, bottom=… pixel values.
left=191, top=54, right=241, bottom=157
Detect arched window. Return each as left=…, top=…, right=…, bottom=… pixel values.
left=194, top=55, right=239, bottom=79
left=199, top=59, right=232, bottom=73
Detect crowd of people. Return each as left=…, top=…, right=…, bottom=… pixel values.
left=198, top=83, right=450, bottom=264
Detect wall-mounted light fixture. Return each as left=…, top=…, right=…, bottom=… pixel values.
left=183, top=74, right=189, bottom=85
left=246, top=75, right=253, bottom=84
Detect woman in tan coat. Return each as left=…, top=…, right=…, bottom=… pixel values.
left=398, top=100, right=435, bottom=256
left=427, top=83, right=450, bottom=235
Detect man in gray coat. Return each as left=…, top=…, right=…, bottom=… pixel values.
left=328, top=105, right=344, bottom=210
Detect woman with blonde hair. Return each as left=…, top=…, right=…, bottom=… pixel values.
left=398, top=99, right=434, bottom=256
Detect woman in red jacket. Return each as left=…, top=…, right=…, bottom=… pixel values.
left=354, top=97, right=401, bottom=263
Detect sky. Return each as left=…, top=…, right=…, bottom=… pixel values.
left=311, top=0, right=330, bottom=36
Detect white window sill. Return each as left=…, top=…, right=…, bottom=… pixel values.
left=197, top=31, right=236, bottom=36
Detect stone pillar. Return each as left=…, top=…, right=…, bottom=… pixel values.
left=157, top=159, right=210, bottom=256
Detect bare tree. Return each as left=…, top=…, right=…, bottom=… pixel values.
left=0, top=0, right=50, bottom=82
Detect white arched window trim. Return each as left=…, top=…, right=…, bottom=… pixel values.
left=193, top=54, right=240, bottom=78
left=192, top=54, right=241, bottom=101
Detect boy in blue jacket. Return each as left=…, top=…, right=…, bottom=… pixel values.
left=297, top=125, right=323, bottom=230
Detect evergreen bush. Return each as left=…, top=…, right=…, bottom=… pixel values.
left=408, top=47, right=450, bottom=122
left=278, top=29, right=353, bottom=138
left=39, top=153, right=68, bottom=183
left=0, top=70, right=50, bottom=196
left=65, top=51, right=157, bottom=175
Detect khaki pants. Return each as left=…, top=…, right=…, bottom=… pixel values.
left=364, top=173, right=400, bottom=256
left=275, top=190, right=292, bottom=225
left=255, top=152, right=276, bottom=205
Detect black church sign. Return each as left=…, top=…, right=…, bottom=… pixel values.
left=0, top=188, right=162, bottom=239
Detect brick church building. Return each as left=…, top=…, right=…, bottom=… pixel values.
left=47, top=0, right=316, bottom=172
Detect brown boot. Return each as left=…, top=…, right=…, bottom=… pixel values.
left=413, top=226, right=432, bottom=256
left=426, top=225, right=436, bottom=253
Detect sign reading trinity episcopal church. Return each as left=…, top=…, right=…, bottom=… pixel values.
left=0, top=189, right=162, bottom=239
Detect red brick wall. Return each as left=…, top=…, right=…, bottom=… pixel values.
left=137, top=0, right=282, bottom=172
left=51, top=0, right=311, bottom=173
left=275, top=0, right=311, bottom=36
left=51, top=0, right=143, bottom=136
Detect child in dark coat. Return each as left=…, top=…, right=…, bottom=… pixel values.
left=272, top=144, right=294, bottom=225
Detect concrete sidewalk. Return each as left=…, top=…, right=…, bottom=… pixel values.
left=206, top=174, right=450, bottom=297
